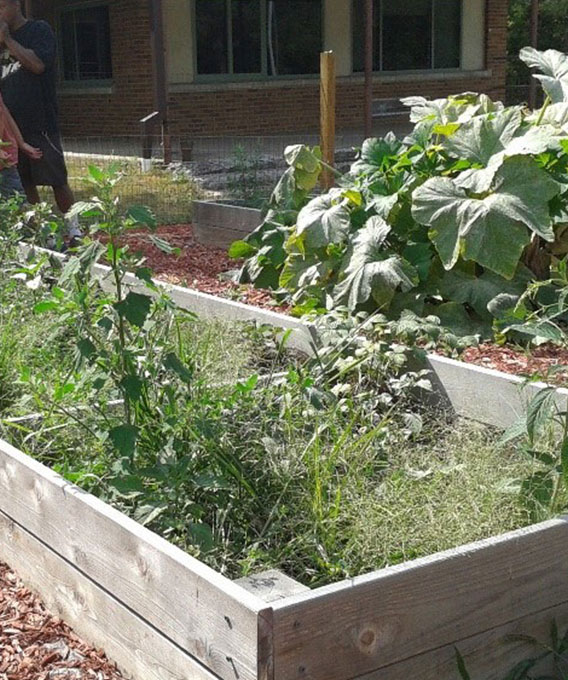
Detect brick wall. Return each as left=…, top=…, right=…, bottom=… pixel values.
left=33, top=0, right=154, bottom=137
left=32, top=0, right=509, bottom=140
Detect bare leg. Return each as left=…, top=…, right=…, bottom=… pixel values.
left=53, top=183, right=75, bottom=214
left=22, top=182, right=40, bottom=204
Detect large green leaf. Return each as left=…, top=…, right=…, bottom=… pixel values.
left=351, top=134, right=403, bottom=174
left=444, top=108, right=523, bottom=166
left=412, top=156, right=560, bottom=279
left=401, top=93, right=502, bottom=125
left=283, top=144, right=322, bottom=190
left=439, top=265, right=531, bottom=319
left=428, top=301, right=481, bottom=337
left=109, top=425, right=139, bottom=458
left=520, top=47, right=568, bottom=103
left=455, top=124, right=565, bottom=194
left=114, top=292, right=153, bottom=327
left=332, top=217, right=418, bottom=310
left=284, top=144, right=321, bottom=173
left=296, top=190, right=351, bottom=249
left=279, top=253, right=335, bottom=296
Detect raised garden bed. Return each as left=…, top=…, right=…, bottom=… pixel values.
left=2, top=435, right=568, bottom=680
left=193, top=200, right=262, bottom=249
left=5, top=244, right=568, bottom=680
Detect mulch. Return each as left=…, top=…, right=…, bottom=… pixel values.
left=118, top=224, right=288, bottom=312
left=0, top=561, right=123, bottom=680
left=460, top=343, right=568, bottom=384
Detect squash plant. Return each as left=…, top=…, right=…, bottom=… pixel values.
left=231, top=48, right=568, bottom=339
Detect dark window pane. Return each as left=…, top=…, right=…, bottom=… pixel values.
left=352, top=0, right=380, bottom=72
left=61, top=5, right=112, bottom=81
left=61, top=11, right=76, bottom=80
left=232, top=0, right=261, bottom=73
left=382, top=0, right=432, bottom=71
left=196, top=0, right=228, bottom=74
left=267, top=0, right=321, bottom=76
left=434, top=0, right=461, bottom=68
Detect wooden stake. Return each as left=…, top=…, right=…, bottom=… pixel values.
left=320, top=51, right=336, bottom=190
left=528, top=0, right=539, bottom=109
left=364, top=0, right=373, bottom=138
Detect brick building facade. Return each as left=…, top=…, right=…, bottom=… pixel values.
left=28, top=0, right=509, bottom=140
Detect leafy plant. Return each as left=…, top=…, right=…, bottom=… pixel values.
left=497, top=370, right=568, bottom=524
left=232, top=49, right=568, bottom=342
left=456, top=620, right=568, bottom=679
left=20, top=165, right=232, bottom=553
left=227, top=142, right=265, bottom=208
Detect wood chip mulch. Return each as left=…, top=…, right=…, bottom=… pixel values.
left=120, top=224, right=289, bottom=312
left=460, top=343, right=568, bottom=384
left=0, top=561, right=123, bottom=680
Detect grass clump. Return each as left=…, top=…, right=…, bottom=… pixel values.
left=40, top=156, right=204, bottom=225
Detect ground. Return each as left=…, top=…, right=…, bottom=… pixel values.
left=121, top=223, right=287, bottom=311
left=0, top=561, right=123, bottom=680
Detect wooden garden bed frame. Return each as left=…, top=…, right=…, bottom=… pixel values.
left=4, top=243, right=568, bottom=679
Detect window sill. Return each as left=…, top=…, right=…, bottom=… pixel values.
left=350, top=69, right=492, bottom=83
left=58, top=82, right=114, bottom=96
left=170, top=69, right=492, bottom=92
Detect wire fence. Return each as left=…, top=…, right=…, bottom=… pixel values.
left=48, top=133, right=365, bottom=225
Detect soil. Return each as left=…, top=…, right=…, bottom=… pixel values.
left=0, top=561, right=123, bottom=680
left=119, top=224, right=289, bottom=312
left=460, top=343, right=568, bottom=384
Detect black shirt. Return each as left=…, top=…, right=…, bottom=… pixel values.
left=0, top=20, right=58, bottom=135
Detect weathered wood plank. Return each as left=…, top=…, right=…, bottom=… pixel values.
left=353, top=602, right=568, bottom=680
left=426, top=354, right=568, bottom=429
left=271, top=518, right=568, bottom=680
left=0, top=511, right=221, bottom=680
left=0, top=438, right=265, bottom=680
left=235, top=570, right=310, bottom=603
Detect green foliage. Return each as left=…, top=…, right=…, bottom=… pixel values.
left=508, top=0, right=568, bottom=102
left=457, top=620, right=568, bottom=679
left=232, top=49, right=568, bottom=341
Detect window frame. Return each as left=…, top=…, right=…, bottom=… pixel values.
left=58, top=0, right=113, bottom=86
left=192, top=0, right=324, bottom=82
left=352, top=0, right=463, bottom=74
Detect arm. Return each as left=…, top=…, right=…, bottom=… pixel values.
left=4, top=33, right=45, bottom=74
left=0, top=21, right=53, bottom=75
left=2, top=103, right=42, bottom=159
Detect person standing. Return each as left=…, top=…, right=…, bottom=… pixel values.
left=0, top=89, right=41, bottom=197
left=0, top=0, right=75, bottom=216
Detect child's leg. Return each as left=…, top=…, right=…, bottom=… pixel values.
left=0, top=166, right=25, bottom=198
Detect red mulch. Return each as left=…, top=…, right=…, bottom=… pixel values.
left=460, top=343, right=568, bottom=383
left=0, top=561, right=123, bottom=680
left=119, top=224, right=288, bottom=312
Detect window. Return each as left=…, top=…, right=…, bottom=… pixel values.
left=195, top=0, right=322, bottom=78
left=352, top=0, right=461, bottom=72
left=61, top=5, right=112, bottom=81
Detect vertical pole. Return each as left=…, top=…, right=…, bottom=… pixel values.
left=320, top=51, right=336, bottom=191
left=364, top=0, right=373, bottom=138
left=528, top=0, right=539, bottom=109
left=149, top=0, right=171, bottom=164
left=24, top=0, right=33, bottom=18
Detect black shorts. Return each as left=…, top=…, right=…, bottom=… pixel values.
left=18, top=131, right=68, bottom=188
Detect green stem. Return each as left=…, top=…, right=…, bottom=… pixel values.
left=535, top=95, right=551, bottom=127
left=111, top=232, right=131, bottom=426
left=319, top=159, right=343, bottom=178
